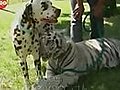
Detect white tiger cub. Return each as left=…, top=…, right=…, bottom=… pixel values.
left=33, top=31, right=120, bottom=90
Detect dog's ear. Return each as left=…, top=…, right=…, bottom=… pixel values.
left=22, top=4, right=33, bottom=21
left=41, top=2, right=48, bottom=11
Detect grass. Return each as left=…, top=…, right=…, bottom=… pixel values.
left=85, top=67, right=120, bottom=90
left=0, top=0, right=120, bottom=90
left=0, top=3, right=24, bottom=90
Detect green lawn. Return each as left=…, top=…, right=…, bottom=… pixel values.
left=0, top=0, right=120, bottom=90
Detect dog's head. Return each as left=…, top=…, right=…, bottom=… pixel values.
left=23, top=0, right=61, bottom=24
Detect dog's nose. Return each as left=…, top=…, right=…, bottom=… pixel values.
left=55, top=9, right=61, bottom=18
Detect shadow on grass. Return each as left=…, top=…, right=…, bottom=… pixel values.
left=104, top=7, right=120, bottom=39
left=65, top=67, right=120, bottom=90
left=85, top=67, right=120, bottom=90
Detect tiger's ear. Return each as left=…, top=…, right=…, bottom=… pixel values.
left=58, top=31, right=64, bottom=38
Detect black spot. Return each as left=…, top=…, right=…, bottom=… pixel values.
left=31, top=41, right=34, bottom=44
left=41, top=2, right=48, bottom=11
left=16, top=34, right=21, bottom=37
left=21, top=18, right=27, bottom=23
left=14, top=38, right=18, bottom=41
left=48, top=33, right=51, bottom=36
left=37, top=21, right=39, bottom=24
left=14, top=28, right=19, bottom=35
left=22, top=67, right=25, bottom=71
left=14, top=26, right=20, bottom=32
left=51, top=15, right=54, bottom=17
left=56, top=39, right=59, bottom=46
left=18, top=30, right=21, bottom=32
left=43, top=23, right=50, bottom=29
left=14, top=45, right=19, bottom=55
left=23, top=4, right=33, bottom=21
left=28, top=48, right=30, bottom=52
left=34, top=60, right=40, bottom=66
left=24, top=73, right=28, bottom=78
left=30, top=32, right=32, bottom=35
left=35, top=39, right=38, bottom=42
left=38, top=65, right=41, bottom=70
left=22, top=38, right=24, bottom=40
left=45, top=27, right=50, bottom=31
left=51, top=27, right=53, bottom=30
left=15, top=46, right=22, bottom=51
left=36, top=50, right=38, bottom=52
left=31, top=0, right=33, bottom=2
left=39, top=34, right=41, bottom=37
left=22, top=30, right=25, bottom=35
left=25, top=40, right=27, bottom=43
left=41, top=12, right=43, bottom=15
left=30, top=50, right=32, bottom=52
left=47, top=27, right=50, bottom=30
left=22, top=14, right=26, bottom=19
left=27, top=24, right=32, bottom=29
left=17, top=40, right=22, bottom=45
left=24, top=45, right=26, bottom=48
left=35, top=18, right=37, bottom=20
left=32, top=35, right=35, bottom=40
left=53, top=36, right=56, bottom=39
left=20, top=22, right=25, bottom=27
left=52, top=9, right=54, bottom=11
left=20, top=62, right=25, bottom=66
left=32, top=19, right=36, bottom=29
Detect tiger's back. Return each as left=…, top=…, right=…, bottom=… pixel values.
left=75, top=38, right=120, bottom=72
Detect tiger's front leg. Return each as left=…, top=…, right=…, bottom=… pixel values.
left=33, top=73, right=79, bottom=90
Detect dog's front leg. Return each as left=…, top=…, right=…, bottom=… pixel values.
left=20, top=57, right=31, bottom=90
left=33, top=56, right=42, bottom=80
left=33, top=49, right=43, bottom=80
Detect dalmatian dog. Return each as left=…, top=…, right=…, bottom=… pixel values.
left=11, top=0, right=61, bottom=89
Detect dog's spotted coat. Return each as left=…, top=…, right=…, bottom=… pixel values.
left=12, top=0, right=61, bottom=89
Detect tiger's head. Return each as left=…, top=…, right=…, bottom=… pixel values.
left=41, top=31, right=69, bottom=59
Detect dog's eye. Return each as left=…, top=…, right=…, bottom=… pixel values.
left=49, top=1, right=52, bottom=5
left=46, top=1, right=52, bottom=5
left=41, top=2, right=48, bottom=11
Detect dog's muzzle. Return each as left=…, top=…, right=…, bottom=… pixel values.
left=40, top=7, right=61, bottom=23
